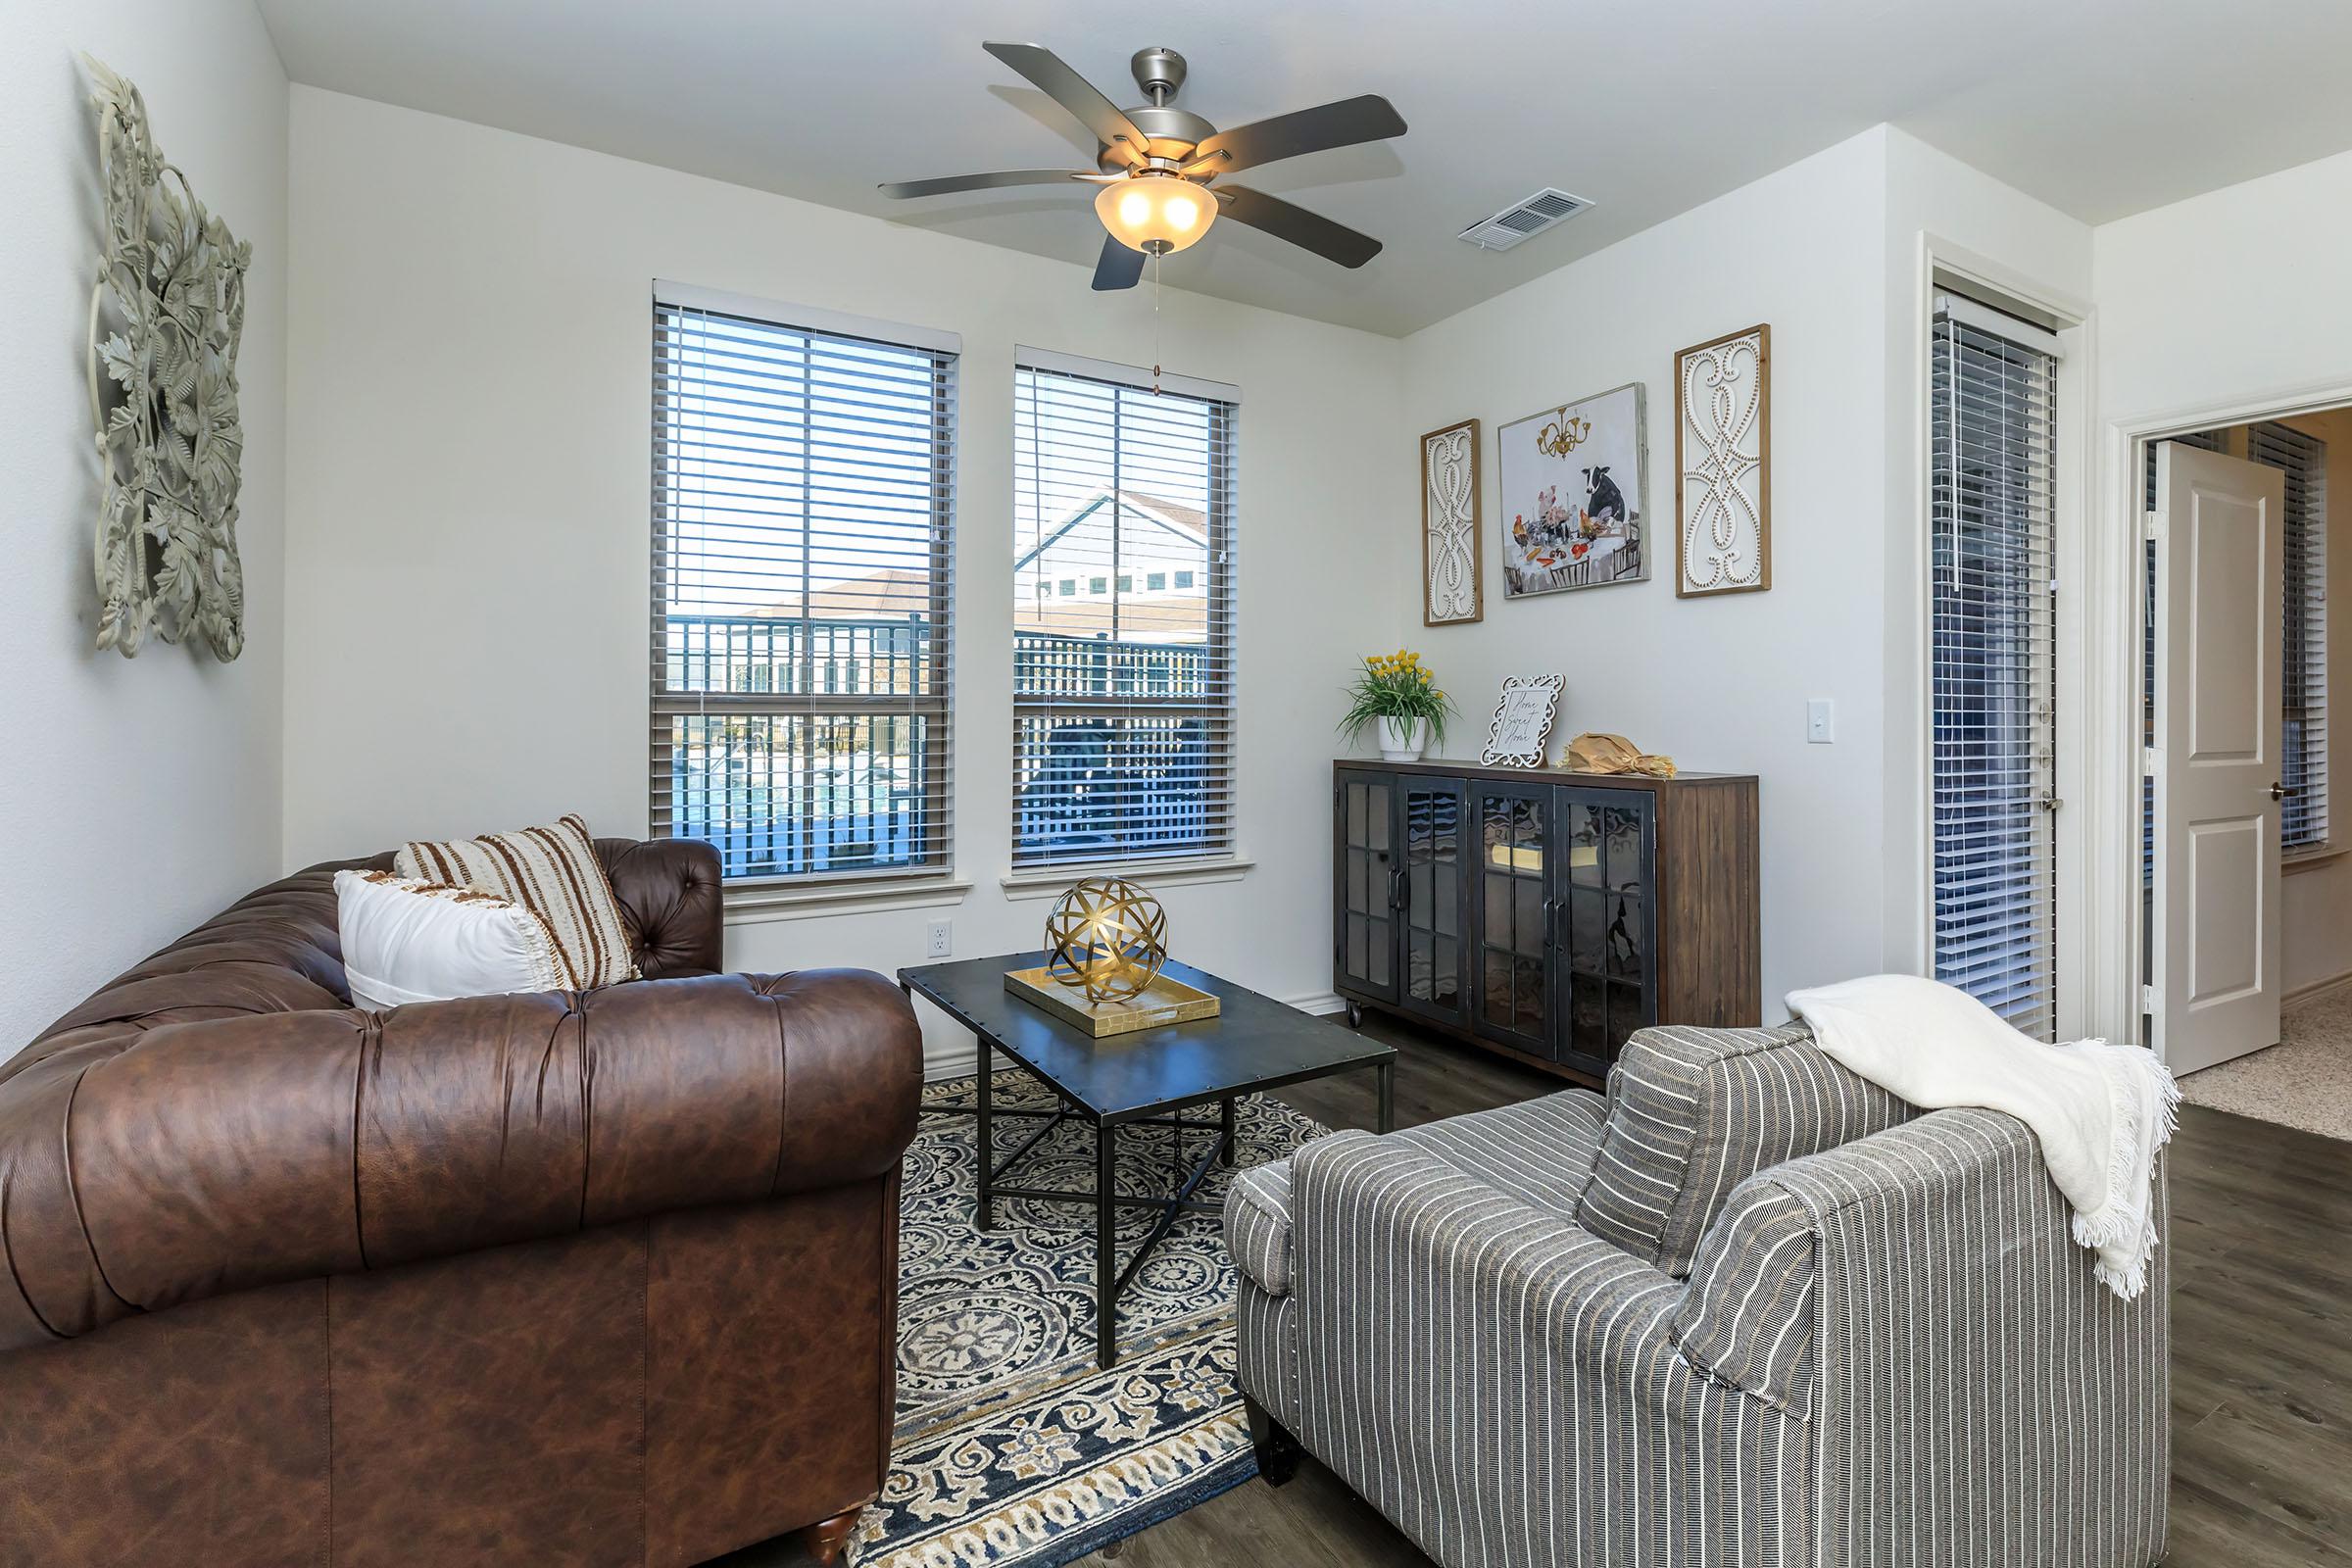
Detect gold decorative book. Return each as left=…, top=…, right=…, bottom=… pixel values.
left=1004, top=965, right=1222, bottom=1038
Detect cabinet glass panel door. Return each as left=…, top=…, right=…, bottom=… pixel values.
left=1473, top=785, right=1553, bottom=1055
left=1557, top=788, right=1656, bottom=1073
left=1335, top=771, right=1397, bottom=1002
left=1397, top=781, right=1469, bottom=1026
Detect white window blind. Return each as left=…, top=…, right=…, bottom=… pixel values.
left=2246, top=420, right=2328, bottom=853
left=1931, top=295, right=2059, bottom=1040
left=651, top=291, right=956, bottom=883
left=1012, top=356, right=1237, bottom=869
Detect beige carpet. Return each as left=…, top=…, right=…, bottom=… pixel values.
left=2176, top=983, right=2352, bottom=1142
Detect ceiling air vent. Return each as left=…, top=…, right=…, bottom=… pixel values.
left=1458, top=188, right=1592, bottom=252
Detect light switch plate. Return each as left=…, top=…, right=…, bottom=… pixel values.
left=1806, top=699, right=1836, bottom=744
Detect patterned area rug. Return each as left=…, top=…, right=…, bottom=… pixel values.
left=847, top=1073, right=1325, bottom=1568
left=2177, top=983, right=2352, bottom=1142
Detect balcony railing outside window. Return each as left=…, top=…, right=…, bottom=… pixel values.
left=650, top=292, right=957, bottom=887
left=662, top=617, right=1215, bottom=878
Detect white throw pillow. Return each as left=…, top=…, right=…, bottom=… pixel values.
left=335, top=869, right=568, bottom=1011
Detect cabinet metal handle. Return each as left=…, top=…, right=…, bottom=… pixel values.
left=1389, top=865, right=1408, bottom=911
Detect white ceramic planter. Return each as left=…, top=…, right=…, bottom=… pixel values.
left=1377, top=716, right=1430, bottom=762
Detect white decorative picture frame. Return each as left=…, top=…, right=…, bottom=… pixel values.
left=1421, top=418, right=1482, bottom=625
left=1480, top=674, right=1565, bottom=769
left=1674, top=323, right=1771, bottom=597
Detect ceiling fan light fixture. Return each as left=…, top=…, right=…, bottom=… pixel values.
left=883, top=43, right=1404, bottom=290
left=1095, top=172, right=1215, bottom=256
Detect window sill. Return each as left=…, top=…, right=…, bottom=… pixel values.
left=2284, top=846, right=2347, bottom=876
left=999, top=855, right=1255, bottom=901
left=723, top=875, right=972, bottom=925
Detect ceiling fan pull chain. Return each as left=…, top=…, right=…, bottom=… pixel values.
left=1152, top=251, right=1163, bottom=395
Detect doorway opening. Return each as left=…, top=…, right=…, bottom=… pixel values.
left=2142, top=404, right=2350, bottom=1139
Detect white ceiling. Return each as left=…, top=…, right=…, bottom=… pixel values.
left=255, top=0, right=2352, bottom=338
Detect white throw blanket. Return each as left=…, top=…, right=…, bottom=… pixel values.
left=1787, top=974, right=2180, bottom=1300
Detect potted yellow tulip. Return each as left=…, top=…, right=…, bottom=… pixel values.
left=1341, top=649, right=1455, bottom=762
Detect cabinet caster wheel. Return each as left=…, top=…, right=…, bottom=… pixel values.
left=1345, top=1002, right=1364, bottom=1030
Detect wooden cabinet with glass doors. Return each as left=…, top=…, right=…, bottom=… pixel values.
left=1334, top=759, right=1760, bottom=1083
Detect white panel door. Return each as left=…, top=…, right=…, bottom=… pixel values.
left=2155, top=441, right=2284, bottom=1073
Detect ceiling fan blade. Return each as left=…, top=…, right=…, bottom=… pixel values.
left=983, top=41, right=1152, bottom=166
left=1191, top=94, right=1406, bottom=175
left=1093, top=234, right=1147, bottom=291
left=879, top=169, right=1109, bottom=199
left=1214, top=184, right=1383, bottom=269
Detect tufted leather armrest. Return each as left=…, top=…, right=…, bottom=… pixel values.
left=0, top=969, right=919, bottom=1350
left=595, top=837, right=723, bottom=977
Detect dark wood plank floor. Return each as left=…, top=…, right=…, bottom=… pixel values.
left=757, top=1015, right=2352, bottom=1567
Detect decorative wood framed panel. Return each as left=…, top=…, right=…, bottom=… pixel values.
left=1421, top=418, right=1482, bottom=625
left=1674, top=323, right=1771, bottom=598
left=1480, top=673, right=1565, bottom=769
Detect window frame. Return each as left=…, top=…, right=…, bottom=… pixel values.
left=1928, top=290, right=2063, bottom=1041
left=1010, top=349, right=1240, bottom=873
left=649, top=283, right=959, bottom=889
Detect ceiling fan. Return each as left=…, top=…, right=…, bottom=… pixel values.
left=881, top=42, right=1406, bottom=291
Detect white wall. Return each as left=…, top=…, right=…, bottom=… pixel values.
left=281, top=88, right=1405, bottom=1070
left=1392, top=128, right=2097, bottom=1024
left=0, top=3, right=288, bottom=1048
left=1876, top=130, right=2094, bottom=1018
left=2094, top=148, right=2352, bottom=1011
left=251, top=81, right=2352, bottom=1061
left=1392, top=126, right=2099, bottom=1021
left=1395, top=132, right=1893, bottom=1014
left=2096, top=146, right=2352, bottom=424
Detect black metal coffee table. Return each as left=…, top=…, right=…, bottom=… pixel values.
left=898, top=952, right=1396, bottom=1369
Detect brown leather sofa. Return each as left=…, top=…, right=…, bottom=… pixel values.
left=0, top=839, right=921, bottom=1568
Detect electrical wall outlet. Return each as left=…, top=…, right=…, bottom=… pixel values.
left=1806, top=699, right=1836, bottom=744
left=923, top=918, right=952, bottom=958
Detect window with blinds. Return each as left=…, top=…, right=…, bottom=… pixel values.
left=2246, top=421, right=2329, bottom=853
left=651, top=288, right=956, bottom=883
left=1931, top=294, right=2060, bottom=1040
left=1012, top=353, right=1237, bottom=869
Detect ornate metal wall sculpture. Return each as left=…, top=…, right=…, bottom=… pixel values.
left=84, top=55, right=250, bottom=660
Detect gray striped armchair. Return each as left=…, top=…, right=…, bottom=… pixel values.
left=1225, top=1022, right=2169, bottom=1568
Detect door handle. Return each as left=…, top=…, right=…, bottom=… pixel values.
left=1389, top=865, right=1408, bottom=910
left=2271, top=782, right=2289, bottom=802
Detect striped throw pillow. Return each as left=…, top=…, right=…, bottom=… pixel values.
left=396, top=813, right=641, bottom=990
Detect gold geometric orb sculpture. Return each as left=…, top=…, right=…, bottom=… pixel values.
left=1044, top=876, right=1169, bottom=1004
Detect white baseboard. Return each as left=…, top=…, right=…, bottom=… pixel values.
left=2284, top=968, right=2352, bottom=1009
left=924, top=1041, right=981, bottom=1083
left=1283, top=991, right=1348, bottom=1016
